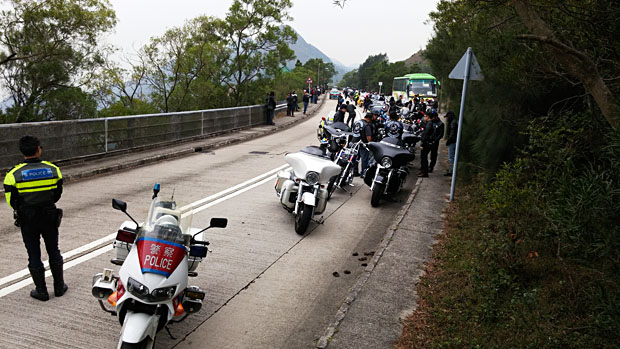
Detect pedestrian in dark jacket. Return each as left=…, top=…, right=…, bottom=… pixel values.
left=346, top=101, right=356, bottom=129
left=334, top=104, right=347, bottom=123
left=266, top=91, right=276, bottom=125
left=286, top=93, right=295, bottom=117
left=292, top=91, right=298, bottom=111
left=428, top=112, right=444, bottom=173
left=444, top=111, right=458, bottom=176
left=302, top=92, right=310, bottom=114
left=418, top=113, right=434, bottom=177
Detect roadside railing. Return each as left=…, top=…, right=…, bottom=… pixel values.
left=0, top=103, right=286, bottom=170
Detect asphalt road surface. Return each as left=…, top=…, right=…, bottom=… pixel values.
left=0, top=99, right=414, bottom=348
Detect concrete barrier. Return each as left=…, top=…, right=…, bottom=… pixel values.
left=0, top=104, right=285, bottom=170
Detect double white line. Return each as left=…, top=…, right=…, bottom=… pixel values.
left=0, top=164, right=290, bottom=298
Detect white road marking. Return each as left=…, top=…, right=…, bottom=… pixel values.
left=0, top=164, right=291, bottom=297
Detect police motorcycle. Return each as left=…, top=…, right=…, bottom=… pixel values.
left=363, top=138, right=415, bottom=207
left=91, top=184, right=227, bottom=348
left=275, top=147, right=342, bottom=235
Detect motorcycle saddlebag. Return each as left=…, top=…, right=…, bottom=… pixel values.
left=275, top=171, right=292, bottom=195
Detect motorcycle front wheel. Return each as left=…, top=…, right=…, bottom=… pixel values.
left=370, top=183, right=385, bottom=207
left=120, top=339, right=149, bottom=349
left=326, top=176, right=338, bottom=200
left=294, top=203, right=313, bottom=235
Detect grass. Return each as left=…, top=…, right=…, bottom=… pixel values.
left=395, top=184, right=620, bottom=349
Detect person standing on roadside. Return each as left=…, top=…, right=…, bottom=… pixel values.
left=4, top=136, right=68, bottom=301
left=418, top=113, right=434, bottom=177
left=428, top=111, right=445, bottom=173
left=292, top=91, right=299, bottom=111
left=353, top=112, right=374, bottom=177
left=336, top=94, right=345, bottom=111
left=286, top=92, right=295, bottom=117
left=346, top=100, right=356, bottom=129
left=266, top=91, right=276, bottom=125
left=363, top=94, right=372, bottom=113
left=302, top=91, right=310, bottom=115
left=444, top=111, right=458, bottom=176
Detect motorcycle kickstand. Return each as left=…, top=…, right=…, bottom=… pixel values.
left=312, top=217, right=325, bottom=224
left=165, top=326, right=177, bottom=340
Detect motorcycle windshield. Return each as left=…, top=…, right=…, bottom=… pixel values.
left=137, top=198, right=188, bottom=277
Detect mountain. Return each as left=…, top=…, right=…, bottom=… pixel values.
left=404, top=50, right=432, bottom=73
left=286, top=29, right=352, bottom=83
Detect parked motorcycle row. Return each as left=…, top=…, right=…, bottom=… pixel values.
left=89, top=96, right=427, bottom=348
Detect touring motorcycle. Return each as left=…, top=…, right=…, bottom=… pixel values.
left=275, top=147, right=341, bottom=234
left=364, top=138, right=415, bottom=207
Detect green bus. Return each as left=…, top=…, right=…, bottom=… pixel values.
left=392, top=73, right=440, bottom=101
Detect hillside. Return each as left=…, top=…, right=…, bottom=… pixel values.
left=404, top=50, right=432, bottom=73
left=287, top=29, right=352, bottom=82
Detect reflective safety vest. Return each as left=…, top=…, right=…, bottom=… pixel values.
left=4, top=160, right=63, bottom=210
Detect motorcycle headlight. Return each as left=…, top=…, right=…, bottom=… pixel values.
left=306, top=171, right=320, bottom=185
left=151, top=285, right=177, bottom=302
left=127, top=277, right=150, bottom=299
left=380, top=157, right=393, bottom=168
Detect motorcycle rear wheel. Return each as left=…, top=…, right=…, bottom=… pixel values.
left=370, top=184, right=384, bottom=207
left=294, top=203, right=313, bottom=235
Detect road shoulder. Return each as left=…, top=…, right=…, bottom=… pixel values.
left=317, top=144, right=451, bottom=348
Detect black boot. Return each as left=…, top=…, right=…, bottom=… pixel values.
left=28, top=266, right=49, bottom=301
left=50, top=259, right=68, bottom=297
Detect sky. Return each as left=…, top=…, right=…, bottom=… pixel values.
left=105, top=0, right=440, bottom=67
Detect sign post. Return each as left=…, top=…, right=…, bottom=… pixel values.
left=307, top=77, right=313, bottom=92
left=448, top=47, right=483, bottom=201
left=378, top=81, right=383, bottom=94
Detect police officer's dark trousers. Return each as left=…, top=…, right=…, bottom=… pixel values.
left=20, top=207, right=66, bottom=300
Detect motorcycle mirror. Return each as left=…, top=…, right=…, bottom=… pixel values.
left=112, top=199, right=140, bottom=228
left=112, top=199, right=127, bottom=212
left=209, top=218, right=228, bottom=228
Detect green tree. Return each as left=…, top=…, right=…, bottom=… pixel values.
left=217, top=0, right=297, bottom=106
left=303, top=58, right=336, bottom=86
left=138, top=16, right=227, bottom=113
left=0, top=0, right=116, bottom=122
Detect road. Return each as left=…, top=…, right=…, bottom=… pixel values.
left=0, top=99, right=414, bottom=348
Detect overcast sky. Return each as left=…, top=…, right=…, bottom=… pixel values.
left=105, top=0, right=439, bottom=67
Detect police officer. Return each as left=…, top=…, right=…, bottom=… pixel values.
left=4, top=136, right=67, bottom=301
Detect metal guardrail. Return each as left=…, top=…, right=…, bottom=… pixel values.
left=0, top=104, right=286, bottom=170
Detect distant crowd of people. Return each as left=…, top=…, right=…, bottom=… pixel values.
left=265, top=87, right=324, bottom=125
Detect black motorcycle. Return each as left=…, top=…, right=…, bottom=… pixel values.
left=363, top=138, right=415, bottom=207
left=326, top=140, right=362, bottom=199
left=318, top=121, right=352, bottom=160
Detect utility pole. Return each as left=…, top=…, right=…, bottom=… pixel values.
left=318, top=61, right=321, bottom=88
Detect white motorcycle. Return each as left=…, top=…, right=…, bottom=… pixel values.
left=91, top=184, right=227, bottom=348
left=275, top=146, right=341, bottom=235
